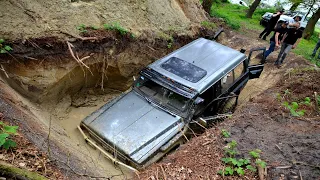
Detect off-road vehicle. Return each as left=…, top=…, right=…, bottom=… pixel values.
left=78, top=38, right=266, bottom=171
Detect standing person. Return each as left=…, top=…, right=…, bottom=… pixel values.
left=259, top=9, right=285, bottom=40
left=288, top=16, right=302, bottom=28
left=311, top=33, right=320, bottom=59
left=275, top=22, right=303, bottom=67
left=264, top=21, right=289, bottom=60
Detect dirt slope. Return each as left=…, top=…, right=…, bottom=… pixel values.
left=0, top=0, right=206, bottom=40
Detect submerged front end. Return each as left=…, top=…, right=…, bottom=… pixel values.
left=79, top=90, right=185, bottom=168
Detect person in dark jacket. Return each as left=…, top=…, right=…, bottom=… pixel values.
left=275, top=22, right=303, bottom=67
left=259, top=9, right=284, bottom=40
left=264, top=21, right=288, bottom=59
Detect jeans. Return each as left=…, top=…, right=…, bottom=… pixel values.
left=264, top=41, right=276, bottom=59
left=312, top=39, right=320, bottom=58
left=275, top=43, right=293, bottom=64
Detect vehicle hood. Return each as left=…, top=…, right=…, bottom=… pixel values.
left=82, top=91, right=184, bottom=164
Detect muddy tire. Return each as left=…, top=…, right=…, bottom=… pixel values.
left=219, top=96, right=238, bottom=114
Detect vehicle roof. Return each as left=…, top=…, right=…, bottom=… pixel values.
left=148, top=38, right=246, bottom=94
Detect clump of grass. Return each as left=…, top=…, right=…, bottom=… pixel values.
left=103, top=22, right=129, bottom=35
left=0, top=39, right=13, bottom=54
left=158, top=32, right=174, bottom=49
left=201, top=21, right=217, bottom=29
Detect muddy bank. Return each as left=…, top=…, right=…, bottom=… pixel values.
left=0, top=0, right=206, bottom=40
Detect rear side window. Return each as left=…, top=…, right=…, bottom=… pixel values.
left=233, top=62, right=245, bottom=80
left=161, top=57, right=207, bottom=83
left=221, top=62, right=245, bottom=92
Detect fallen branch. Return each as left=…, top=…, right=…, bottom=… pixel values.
left=299, top=170, right=303, bottom=180
left=0, top=64, right=9, bottom=78
left=160, top=165, right=167, bottom=180
left=293, top=161, right=320, bottom=169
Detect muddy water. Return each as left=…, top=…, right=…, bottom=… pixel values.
left=55, top=92, right=134, bottom=178
left=22, top=87, right=133, bottom=179
left=60, top=102, right=132, bottom=178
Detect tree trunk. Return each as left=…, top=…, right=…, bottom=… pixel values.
left=202, top=0, right=214, bottom=14
left=289, top=2, right=301, bottom=11
left=303, top=8, right=320, bottom=39
left=305, top=0, right=316, bottom=19
left=246, top=0, right=262, bottom=18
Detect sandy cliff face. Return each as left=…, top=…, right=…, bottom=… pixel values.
left=0, top=0, right=207, bottom=40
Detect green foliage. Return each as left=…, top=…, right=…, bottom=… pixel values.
left=0, top=39, right=13, bottom=54
left=219, top=139, right=262, bottom=176
left=103, top=22, right=129, bottom=35
left=0, top=122, right=18, bottom=150
left=256, top=159, right=267, bottom=168
left=284, top=89, right=290, bottom=96
left=317, top=95, right=320, bottom=107
left=158, top=32, right=174, bottom=49
left=292, top=28, right=320, bottom=67
left=209, top=3, right=266, bottom=30
left=235, top=167, right=245, bottom=176
left=76, top=24, right=87, bottom=33
left=207, top=3, right=319, bottom=67
left=249, top=149, right=261, bottom=159
left=201, top=21, right=217, bottom=29
left=246, top=165, right=257, bottom=172
left=283, top=101, right=306, bottom=117
left=302, top=97, right=311, bottom=106
left=91, top=25, right=99, bottom=30
left=221, top=129, right=231, bottom=138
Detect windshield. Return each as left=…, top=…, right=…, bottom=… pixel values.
left=134, top=76, right=192, bottom=115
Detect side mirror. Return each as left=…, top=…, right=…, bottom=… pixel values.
left=195, top=97, right=204, bottom=105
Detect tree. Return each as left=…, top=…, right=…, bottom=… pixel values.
left=246, top=0, right=262, bottom=18
left=303, top=7, right=320, bottom=39
left=289, top=0, right=303, bottom=11
left=202, top=0, right=214, bottom=14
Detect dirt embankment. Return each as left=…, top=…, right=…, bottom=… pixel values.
left=0, top=0, right=206, bottom=40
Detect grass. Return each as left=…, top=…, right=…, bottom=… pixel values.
left=210, top=3, right=320, bottom=67
left=293, top=31, right=320, bottom=67
left=210, top=3, right=275, bottom=31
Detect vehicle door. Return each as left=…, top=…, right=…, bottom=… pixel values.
left=247, top=47, right=266, bottom=79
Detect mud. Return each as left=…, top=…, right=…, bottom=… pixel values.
left=227, top=67, right=320, bottom=180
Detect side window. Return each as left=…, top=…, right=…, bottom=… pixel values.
left=233, top=62, right=245, bottom=80
left=221, top=72, right=233, bottom=92
left=221, top=62, right=245, bottom=92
